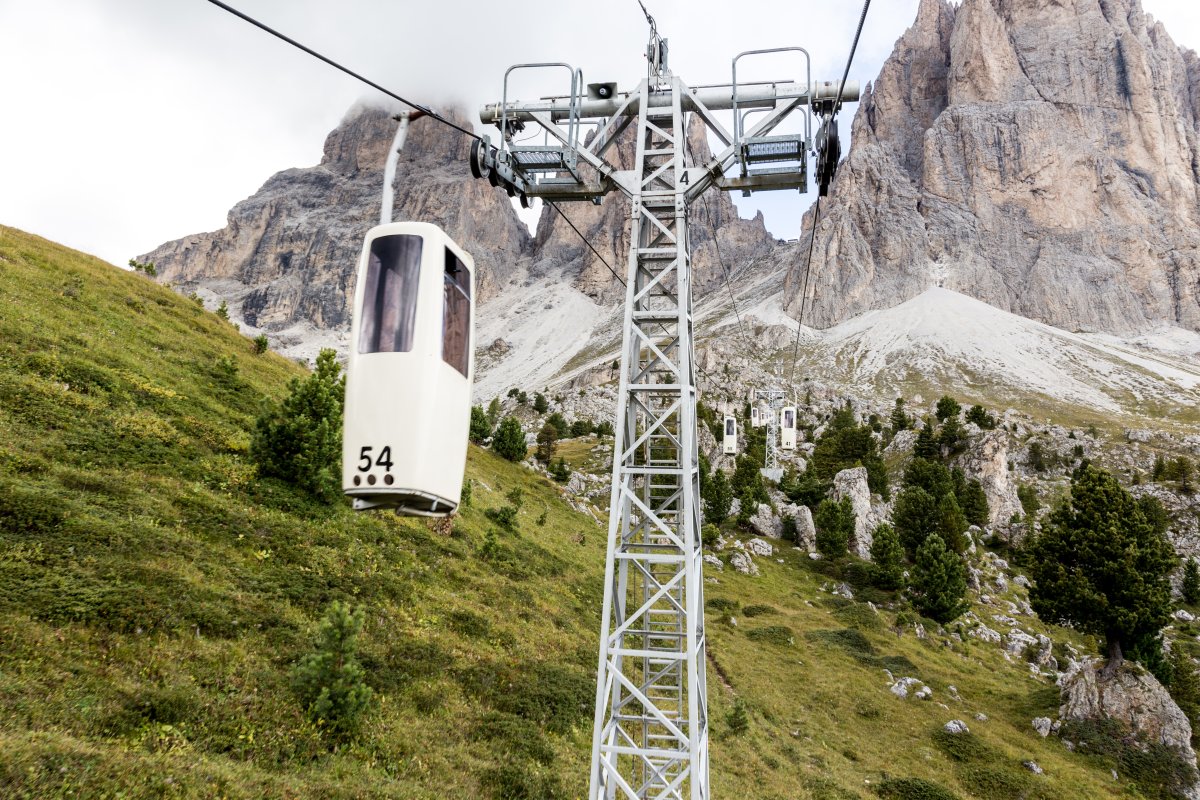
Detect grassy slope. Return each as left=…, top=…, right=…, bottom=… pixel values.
left=0, top=226, right=1144, bottom=798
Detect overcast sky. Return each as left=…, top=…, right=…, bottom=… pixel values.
left=1, top=0, right=1198, bottom=267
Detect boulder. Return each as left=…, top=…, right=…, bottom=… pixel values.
left=729, top=550, right=758, bottom=576
left=747, top=538, right=774, bottom=558
left=791, top=505, right=817, bottom=552
left=944, top=720, right=970, bottom=735
left=1060, top=658, right=1198, bottom=770
left=749, top=503, right=783, bottom=539
left=702, top=554, right=724, bottom=571
left=1032, top=717, right=1052, bottom=737
left=833, top=466, right=875, bottom=560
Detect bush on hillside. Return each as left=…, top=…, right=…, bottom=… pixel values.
left=250, top=348, right=344, bottom=502
left=492, top=417, right=527, bottom=462
left=874, top=777, right=961, bottom=800
left=469, top=405, right=492, bottom=444
left=290, top=601, right=373, bottom=741
left=815, top=496, right=854, bottom=558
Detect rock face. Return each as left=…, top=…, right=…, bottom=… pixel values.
left=782, top=0, right=1200, bottom=335
left=1060, top=658, right=1198, bottom=764
left=141, top=106, right=532, bottom=335
left=833, top=467, right=876, bottom=559
left=958, top=429, right=1022, bottom=524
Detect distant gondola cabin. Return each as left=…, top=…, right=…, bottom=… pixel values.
left=780, top=405, right=797, bottom=450
left=342, top=222, right=474, bottom=516
left=722, top=415, right=737, bottom=455
left=750, top=406, right=760, bottom=428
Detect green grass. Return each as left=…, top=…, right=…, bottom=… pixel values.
left=0, top=225, right=1165, bottom=798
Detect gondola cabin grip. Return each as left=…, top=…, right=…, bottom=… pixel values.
left=342, top=222, right=475, bottom=516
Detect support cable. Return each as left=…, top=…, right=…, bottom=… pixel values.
left=202, top=0, right=617, bottom=297
left=787, top=0, right=872, bottom=385
left=546, top=201, right=625, bottom=288
left=786, top=196, right=820, bottom=386
left=202, top=0, right=480, bottom=141
left=835, top=0, right=872, bottom=113
left=680, top=133, right=748, bottom=335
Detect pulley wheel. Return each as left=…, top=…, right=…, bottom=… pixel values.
left=469, top=139, right=490, bottom=180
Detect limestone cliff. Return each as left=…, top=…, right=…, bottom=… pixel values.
left=783, top=0, right=1200, bottom=334
left=140, top=106, right=531, bottom=332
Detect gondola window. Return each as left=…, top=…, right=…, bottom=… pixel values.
left=442, top=248, right=471, bottom=377
left=358, top=234, right=422, bottom=354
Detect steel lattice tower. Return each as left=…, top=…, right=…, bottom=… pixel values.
left=590, top=72, right=709, bottom=800
left=469, top=29, right=856, bottom=799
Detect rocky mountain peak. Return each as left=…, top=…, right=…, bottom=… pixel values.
left=786, top=0, right=1200, bottom=334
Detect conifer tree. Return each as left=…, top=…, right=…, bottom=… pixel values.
left=533, top=392, right=549, bottom=413
left=815, top=496, right=854, bottom=558
left=492, top=417, right=527, bottom=462
left=251, top=348, right=344, bottom=502
left=1184, top=559, right=1200, bottom=606
left=936, top=492, right=969, bottom=553
left=890, top=397, right=911, bottom=432
left=965, top=404, right=995, bottom=429
left=959, top=478, right=990, bottom=528
left=469, top=405, right=491, bottom=444
left=704, top=468, right=733, bottom=525
left=551, top=458, right=571, bottom=483
left=914, top=424, right=940, bottom=460
left=938, top=416, right=967, bottom=456
left=486, top=397, right=502, bottom=428
left=546, top=411, right=569, bottom=439
left=893, top=486, right=940, bottom=559
left=910, top=534, right=968, bottom=623
left=1027, top=464, right=1176, bottom=669
left=290, top=602, right=373, bottom=740
left=870, top=523, right=905, bottom=590
left=935, top=396, right=961, bottom=422
left=535, top=421, right=559, bottom=464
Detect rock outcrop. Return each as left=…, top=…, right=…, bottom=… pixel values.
left=833, top=466, right=876, bottom=559
left=958, top=429, right=1022, bottom=524
left=782, top=0, right=1200, bottom=335
left=1060, top=657, right=1199, bottom=773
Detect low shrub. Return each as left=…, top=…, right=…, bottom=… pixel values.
left=957, top=764, right=1051, bottom=800
left=874, top=777, right=961, bottom=800
left=741, top=604, right=775, bottom=617
left=478, top=763, right=565, bottom=800
left=931, top=728, right=996, bottom=763
left=472, top=711, right=555, bottom=765
left=706, top=597, right=739, bottom=613
left=746, top=625, right=794, bottom=646
left=833, top=602, right=885, bottom=632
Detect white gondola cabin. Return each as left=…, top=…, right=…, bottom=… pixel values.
left=342, top=222, right=475, bottom=516
left=780, top=405, right=797, bottom=450
left=750, top=406, right=760, bottom=428
left=722, top=415, right=738, bottom=455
